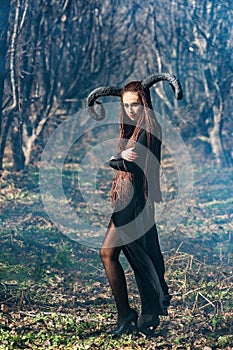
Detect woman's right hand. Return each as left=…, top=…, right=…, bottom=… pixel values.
left=121, top=147, right=138, bottom=162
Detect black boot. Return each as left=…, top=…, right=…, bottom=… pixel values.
left=108, top=309, right=138, bottom=337
left=137, top=315, right=160, bottom=336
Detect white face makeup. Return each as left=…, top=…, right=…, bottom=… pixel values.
left=122, top=92, right=143, bottom=122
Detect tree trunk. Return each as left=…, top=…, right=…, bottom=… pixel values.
left=11, top=117, right=25, bottom=171
left=0, top=0, right=11, bottom=169
left=209, top=106, right=228, bottom=168
left=8, top=0, right=24, bottom=171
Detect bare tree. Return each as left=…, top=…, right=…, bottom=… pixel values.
left=184, top=0, right=233, bottom=166
left=2, top=0, right=75, bottom=169
left=1, top=0, right=232, bottom=170
left=0, top=0, right=11, bottom=170
left=146, top=0, right=233, bottom=166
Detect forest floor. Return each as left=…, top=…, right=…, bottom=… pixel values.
left=0, top=159, right=233, bottom=349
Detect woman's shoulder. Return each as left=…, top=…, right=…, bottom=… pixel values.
left=137, top=128, right=162, bottom=155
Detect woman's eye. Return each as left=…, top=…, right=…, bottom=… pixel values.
left=124, top=103, right=139, bottom=108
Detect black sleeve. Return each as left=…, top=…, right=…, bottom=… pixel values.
left=109, top=130, right=147, bottom=173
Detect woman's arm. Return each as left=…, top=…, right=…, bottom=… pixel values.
left=109, top=130, right=147, bottom=172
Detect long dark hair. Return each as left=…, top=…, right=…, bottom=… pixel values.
left=111, top=81, right=162, bottom=204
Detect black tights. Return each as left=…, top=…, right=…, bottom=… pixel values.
left=99, top=220, right=131, bottom=325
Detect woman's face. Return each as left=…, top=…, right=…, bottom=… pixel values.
left=122, top=92, right=143, bottom=122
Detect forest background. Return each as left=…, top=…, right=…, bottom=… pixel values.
left=0, top=1, right=233, bottom=349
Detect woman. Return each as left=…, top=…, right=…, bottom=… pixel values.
left=87, top=73, right=182, bottom=336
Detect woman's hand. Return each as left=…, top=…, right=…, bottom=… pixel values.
left=121, top=147, right=138, bottom=162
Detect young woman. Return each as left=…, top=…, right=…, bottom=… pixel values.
left=87, top=73, right=182, bottom=336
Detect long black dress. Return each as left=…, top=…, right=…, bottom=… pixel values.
left=109, top=125, right=171, bottom=317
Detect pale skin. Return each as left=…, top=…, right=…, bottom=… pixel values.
left=121, top=91, right=143, bottom=162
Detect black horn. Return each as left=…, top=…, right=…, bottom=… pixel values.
left=87, top=86, right=122, bottom=120
left=141, top=73, right=183, bottom=100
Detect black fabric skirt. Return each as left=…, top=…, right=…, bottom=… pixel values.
left=112, top=200, right=171, bottom=316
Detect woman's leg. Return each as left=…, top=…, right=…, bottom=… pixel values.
left=100, top=219, right=131, bottom=325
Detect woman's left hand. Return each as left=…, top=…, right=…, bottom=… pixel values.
left=121, top=147, right=138, bottom=162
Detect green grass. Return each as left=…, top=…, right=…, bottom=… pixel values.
left=0, top=161, right=233, bottom=349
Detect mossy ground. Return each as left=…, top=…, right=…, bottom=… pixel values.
left=0, top=161, right=232, bottom=349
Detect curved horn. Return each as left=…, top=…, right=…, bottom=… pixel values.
left=141, top=73, right=183, bottom=100
left=87, top=86, right=122, bottom=120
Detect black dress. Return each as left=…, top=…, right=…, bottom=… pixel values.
left=109, top=126, right=171, bottom=316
